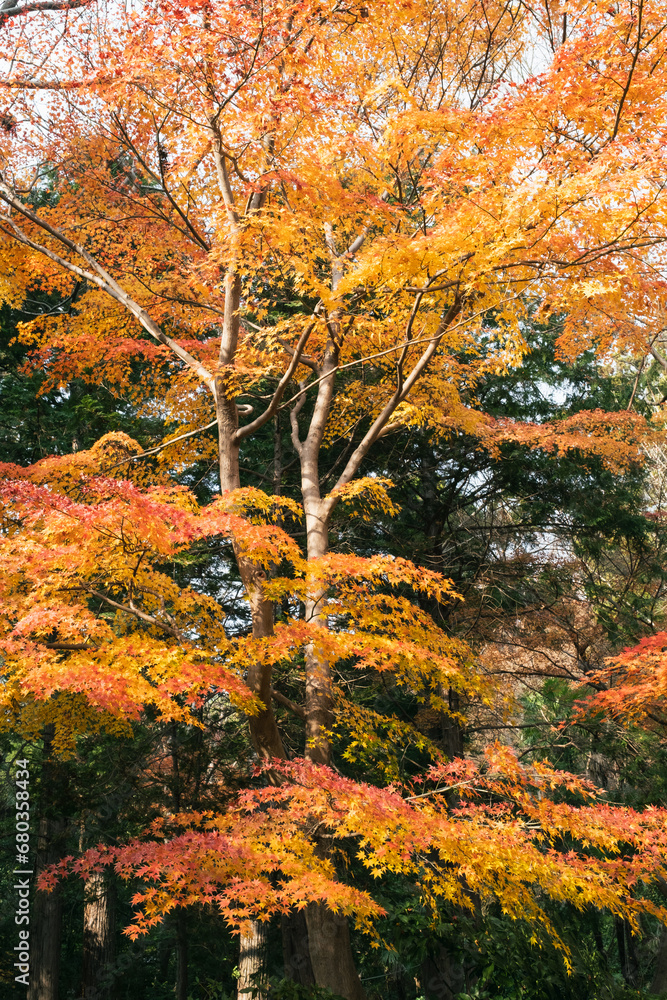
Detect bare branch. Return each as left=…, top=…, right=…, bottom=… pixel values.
left=347, top=230, right=367, bottom=255
left=650, top=344, right=667, bottom=370
left=276, top=280, right=539, bottom=414
left=277, top=335, right=319, bottom=372
left=211, top=129, right=240, bottom=228
left=234, top=321, right=318, bottom=443
left=611, top=0, right=644, bottom=142
left=323, top=221, right=370, bottom=291
left=110, top=112, right=211, bottom=252
left=44, top=641, right=100, bottom=650
left=80, top=586, right=184, bottom=641
left=290, top=384, right=307, bottom=456
left=0, top=0, right=93, bottom=18
left=376, top=420, right=404, bottom=438
left=330, top=296, right=462, bottom=497
left=323, top=221, right=337, bottom=258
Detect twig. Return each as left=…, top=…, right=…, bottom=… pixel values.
left=405, top=780, right=478, bottom=801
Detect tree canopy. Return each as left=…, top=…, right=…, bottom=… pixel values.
left=4, top=2, right=667, bottom=999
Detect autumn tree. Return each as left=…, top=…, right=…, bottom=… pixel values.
left=5, top=0, right=667, bottom=997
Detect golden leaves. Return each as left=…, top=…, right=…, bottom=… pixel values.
left=329, top=476, right=400, bottom=522
left=48, top=751, right=667, bottom=948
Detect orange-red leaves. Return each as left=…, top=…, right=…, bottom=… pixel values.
left=44, top=752, right=667, bottom=949
left=479, top=409, right=654, bottom=473
left=577, top=631, right=667, bottom=726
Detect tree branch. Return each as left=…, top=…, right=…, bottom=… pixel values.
left=44, top=641, right=100, bottom=650
left=210, top=129, right=240, bottom=229
left=0, top=184, right=215, bottom=389
left=79, top=586, right=184, bottom=641
left=650, top=344, right=667, bottom=371
left=271, top=687, right=306, bottom=720
left=290, top=385, right=307, bottom=456
left=102, top=420, right=219, bottom=472
left=276, top=335, right=319, bottom=372
left=0, top=0, right=93, bottom=17
left=330, top=296, right=462, bottom=497
left=611, top=0, right=644, bottom=142
left=233, top=321, right=317, bottom=443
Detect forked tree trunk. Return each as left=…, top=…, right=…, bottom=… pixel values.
left=281, top=311, right=368, bottom=998
left=81, top=872, right=116, bottom=999
left=216, top=276, right=364, bottom=997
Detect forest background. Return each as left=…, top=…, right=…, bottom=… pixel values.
left=4, top=1, right=667, bottom=999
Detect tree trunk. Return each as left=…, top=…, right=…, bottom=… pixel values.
left=441, top=687, right=463, bottom=760
left=28, top=814, right=64, bottom=1000
left=650, top=880, right=667, bottom=995
left=652, top=928, right=667, bottom=996
left=175, top=908, right=188, bottom=1000
left=303, top=502, right=335, bottom=765
left=237, top=545, right=286, bottom=763
left=213, top=278, right=287, bottom=995
left=303, top=903, right=365, bottom=1000
left=420, top=945, right=467, bottom=1000
left=282, top=910, right=315, bottom=985
left=81, top=873, right=116, bottom=999
left=216, top=367, right=285, bottom=764
left=216, top=285, right=363, bottom=995
left=238, top=919, right=269, bottom=1000
left=616, top=917, right=638, bottom=987
left=298, top=498, right=366, bottom=1000
left=283, top=326, right=368, bottom=999
left=29, top=726, right=66, bottom=1000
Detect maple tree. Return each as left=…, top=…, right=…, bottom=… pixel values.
left=1, top=425, right=667, bottom=993
left=2, top=422, right=667, bottom=997
left=4, top=0, right=667, bottom=997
